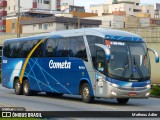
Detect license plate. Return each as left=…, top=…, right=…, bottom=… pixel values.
left=128, top=92, right=136, bottom=97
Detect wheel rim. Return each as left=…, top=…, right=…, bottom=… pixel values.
left=15, top=82, right=20, bottom=93
left=24, top=82, right=29, bottom=94
left=83, top=87, right=89, bottom=100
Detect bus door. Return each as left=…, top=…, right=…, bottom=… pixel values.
left=94, top=44, right=110, bottom=97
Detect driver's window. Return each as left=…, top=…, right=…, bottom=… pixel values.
left=96, top=50, right=105, bottom=74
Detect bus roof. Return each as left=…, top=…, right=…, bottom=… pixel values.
left=4, top=28, right=144, bottom=43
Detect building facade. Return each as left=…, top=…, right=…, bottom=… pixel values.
left=21, top=16, right=101, bottom=33
left=0, top=0, right=7, bottom=32
left=90, top=0, right=159, bottom=19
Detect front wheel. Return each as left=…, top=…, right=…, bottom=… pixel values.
left=117, top=98, right=129, bottom=104
left=81, top=83, right=94, bottom=103
left=14, top=79, right=23, bottom=95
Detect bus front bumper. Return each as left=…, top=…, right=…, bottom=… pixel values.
left=107, top=84, right=151, bottom=99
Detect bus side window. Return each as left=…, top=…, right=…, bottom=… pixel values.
left=31, top=40, right=43, bottom=57
left=86, top=35, right=104, bottom=68
left=70, top=36, right=88, bottom=61
left=45, top=38, right=58, bottom=57
left=3, top=42, right=19, bottom=58
left=56, top=38, right=71, bottom=57
left=18, top=41, right=31, bottom=58
left=3, top=43, right=11, bottom=58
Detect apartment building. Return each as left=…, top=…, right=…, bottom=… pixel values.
left=21, top=16, right=101, bottom=33
left=90, top=0, right=160, bottom=19
left=0, top=0, right=7, bottom=32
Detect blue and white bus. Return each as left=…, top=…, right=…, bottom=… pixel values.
left=2, top=28, right=159, bottom=104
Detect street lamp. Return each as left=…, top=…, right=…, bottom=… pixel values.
left=17, top=0, right=20, bottom=38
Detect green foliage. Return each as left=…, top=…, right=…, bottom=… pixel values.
left=150, top=85, right=160, bottom=97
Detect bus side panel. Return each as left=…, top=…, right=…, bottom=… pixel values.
left=24, top=58, right=92, bottom=95
left=2, top=57, right=24, bottom=89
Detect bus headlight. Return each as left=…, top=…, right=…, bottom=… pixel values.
left=111, top=83, right=119, bottom=88
left=145, top=84, right=151, bottom=89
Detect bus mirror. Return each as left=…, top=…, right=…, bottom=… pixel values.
left=148, top=48, right=159, bottom=63
left=95, top=44, right=110, bottom=60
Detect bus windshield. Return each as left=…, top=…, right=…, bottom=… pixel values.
left=107, top=41, right=150, bottom=81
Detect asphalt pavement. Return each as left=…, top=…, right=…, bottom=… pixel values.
left=0, top=85, right=160, bottom=119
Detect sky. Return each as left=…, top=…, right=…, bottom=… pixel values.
left=74, top=0, right=160, bottom=12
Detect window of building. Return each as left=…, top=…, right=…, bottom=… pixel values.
left=12, top=23, right=15, bottom=29
left=65, top=25, right=69, bottom=30
left=39, top=24, right=42, bottom=29
left=129, top=8, right=132, bottom=11
left=33, top=25, right=36, bottom=31
left=44, top=1, right=50, bottom=4
left=147, top=10, right=150, bottom=13
left=8, top=6, right=10, bottom=10
left=43, top=23, right=48, bottom=30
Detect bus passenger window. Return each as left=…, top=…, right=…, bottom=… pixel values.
left=45, top=38, right=58, bottom=57
left=31, top=40, right=42, bottom=57
left=70, top=36, right=88, bottom=61
left=56, top=38, right=72, bottom=57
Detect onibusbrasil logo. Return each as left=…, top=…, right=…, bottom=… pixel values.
left=49, top=60, right=71, bottom=69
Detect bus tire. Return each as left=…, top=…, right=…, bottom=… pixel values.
left=14, top=79, right=23, bottom=95
left=23, top=80, right=33, bottom=96
left=117, top=98, right=129, bottom=104
left=81, top=83, right=94, bottom=103
left=46, top=92, right=63, bottom=97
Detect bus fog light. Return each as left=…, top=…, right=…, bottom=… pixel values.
left=146, top=92, right=150, bottom=96
left=111, top=91, right=117, bottom=96
left=111, top=83, right=119, bottom=88
left=145, top=84, right=151, bottom=89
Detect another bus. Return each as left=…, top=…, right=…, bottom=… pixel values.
left=2, top=28, right=159, bottom=104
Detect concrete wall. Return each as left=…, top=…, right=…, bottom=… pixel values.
left=147, top=43, right=160, bottom=84
left=85, top=15, right=125, bottom=29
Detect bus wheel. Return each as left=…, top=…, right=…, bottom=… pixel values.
left=46, top=92, right=63, bottom=97
left=14, top=79, right=23, bottom=95
left=23, top=80, right=33, bottom=96
left=81, top=83, right=94, bottom=103
left=117, top=98, right=129, bottom=104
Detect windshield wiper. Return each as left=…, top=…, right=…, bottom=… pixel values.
left=108, top=73, right=123, bottom=79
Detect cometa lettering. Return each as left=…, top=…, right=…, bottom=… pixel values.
left=49, top=60, right=71, bottom=69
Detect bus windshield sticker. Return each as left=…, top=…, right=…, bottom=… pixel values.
left=111, top=41, right=125, bottom=46
left=105, top=40, right=111, bottom=48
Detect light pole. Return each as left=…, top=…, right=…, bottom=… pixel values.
left=17, top=0, right=20, bottom=38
